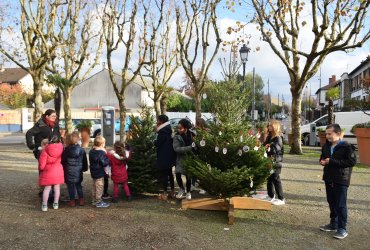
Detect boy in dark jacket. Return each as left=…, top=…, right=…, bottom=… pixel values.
left=62, top=132, right=88, bottom=206
left=89, top=136, right=110, bottom=208
left=319, top=124, right=356, bottom=240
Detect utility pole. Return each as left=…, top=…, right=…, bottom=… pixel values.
left=267, top=79, right=270, bottom=120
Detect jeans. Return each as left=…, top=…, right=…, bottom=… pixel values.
left=267, top=171, right=284, bottom=200
left=67, top=181, right=84, bottom=200
left=176, top=173, right=191, bottom=193
left=325, top=182, right=348, bottom=230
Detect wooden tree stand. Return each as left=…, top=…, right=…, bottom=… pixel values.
left=182, top=197, right=272, bottom=225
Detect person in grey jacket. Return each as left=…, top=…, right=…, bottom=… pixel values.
left=173, top=119, right=195, bottom=200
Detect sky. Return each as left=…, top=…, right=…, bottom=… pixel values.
left=1, top=0, right=369, bottom=107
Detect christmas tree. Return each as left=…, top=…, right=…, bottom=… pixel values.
left=183, top=80, right=271, bottom=198
left=127, top=106, right=159, bottom=194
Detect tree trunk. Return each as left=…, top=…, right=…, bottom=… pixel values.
left=290, top=92, right=303, bottom=154
left=119, top=99, right=126, bottom=143
left=32, top=72, right=44, bottom=121
left=54, top=88, right=61, bottom=118
left=328, top=99, right=335, bottom=124
left=154, top=97, right=161, bottom=117
left=194, top=92, right=202, bottom=127
left=63, top=88, right=73, bottom=134
left=160, top=94, right=167, bottom=115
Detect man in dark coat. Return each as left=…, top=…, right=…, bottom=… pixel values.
left=154, top=115, right=176, bottom=200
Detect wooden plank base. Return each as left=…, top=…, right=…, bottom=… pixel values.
left=182, top=197, right=272, bottom=225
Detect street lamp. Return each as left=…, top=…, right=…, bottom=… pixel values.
left=239, top=44, right=250, bottom=81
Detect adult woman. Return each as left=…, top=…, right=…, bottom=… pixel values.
left=154, top=115, right=176, bottom=200
left=26, top=109, right=61, bottom=159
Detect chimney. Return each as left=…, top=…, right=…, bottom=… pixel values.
left=329, top=75, right=336, bottom=85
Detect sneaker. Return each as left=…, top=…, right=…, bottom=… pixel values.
left=186, top=192, right=191, bottom=200
left=199, top=189, right=206, bottom=195
left=264, top=195, right=275, bottom=202
left=319, top=224, right=337, bottom=232
left=41, top=204, right=48, bottom=212
left=176, top=189, right=185, bottom=199
left=102, top=194, right=112, bottom=200
left=53, top=202, right=59, bottom=210
left=333, top=228, right=348, bottom=239
left=272, top=199, right=285, bottom=205
left=159, top=192, right=168, bottom=201
left=96, top=201, right=110, bottom=208
left=168, top=190, right=176, bottom=199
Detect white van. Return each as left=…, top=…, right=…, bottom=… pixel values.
left=300, top=111, right=370, bottom=145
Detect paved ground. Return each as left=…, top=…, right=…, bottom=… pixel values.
left=0, top=142, right=369, bottom=249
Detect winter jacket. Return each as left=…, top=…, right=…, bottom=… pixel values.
left=265, top=136, right=284, bottom=170
left=107, top=149, right=131, bottom=183
left=26, top=117, right=61, bottom=159
left=38, top=143, right=64, bottom=186
left=320, top=140, right=356, bottom=186
left=89, top=148, right=110, bottom=179
left=173, top=134, right=193, bottom=174
left=154, top=122, right=176, bottom=170
left=62, top=144, right=88, bottom=183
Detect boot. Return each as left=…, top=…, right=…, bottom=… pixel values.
left=79, top=198, right=85, bottom=206
left=68, top=199, right=76, bottom=207
left=158, top=192, right=168, bottom=201
left=168, top=190, right=176, bottom=199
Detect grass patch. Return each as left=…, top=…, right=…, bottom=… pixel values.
left=283, top=145, right=321, bottom=159
left=354, top=163, right=370, bottom=169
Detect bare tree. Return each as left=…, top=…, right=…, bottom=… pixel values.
left=0, top=0, right=65, bottom=121
left=102, top=0, right=149, bottom=142
left=139, top=0, right=179, bottom=117
left=47, top=0, right=104, bottom=133
left=242, top=0, right=370, bottom=154
left=176, top=0, right=222, bottom=125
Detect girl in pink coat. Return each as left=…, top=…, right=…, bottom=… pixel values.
left=38, top=136, right=64, bottom=211
left=106, top=141, right=132, bottom=203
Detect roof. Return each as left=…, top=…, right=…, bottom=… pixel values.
left=0, top=68, right=29, bottom=84
left=349, top=55, right=370, bottom=76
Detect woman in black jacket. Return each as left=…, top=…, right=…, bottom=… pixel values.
left=154, top=115, right=176, bottom=200
left=26, top=109, right=61, bottom=159
left=319, top=124, right=356, bottom=240
left=62, top=132, right=88, bottom=206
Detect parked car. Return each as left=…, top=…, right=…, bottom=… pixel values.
left=59, top=118, right=101, bottom=138
left=92, top=116, right=132, bottom=138
left=300, top=111, right=370, bottom=145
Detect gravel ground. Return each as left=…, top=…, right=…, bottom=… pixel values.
left=0, top=144, right=369, bottom=250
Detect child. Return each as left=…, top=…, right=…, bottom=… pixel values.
left=89, top=136, right=110, bottom=208
left=319, top=124, right=356, bottom=240
left=38, top=136, right=64, bottom=211
left=263, top=120, right=285, bottom=205
left=107, top=141, right=132, bottom=203
left=173, top=119, right=195, bottom=200
left=62, top=132, right=88, bottom=207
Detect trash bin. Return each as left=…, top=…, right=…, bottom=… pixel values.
left=101, top=106, right=115, bottom=146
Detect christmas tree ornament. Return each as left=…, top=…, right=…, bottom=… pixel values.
left=222, top=148, right=227, bottom=154
left=192, top=142, right=196, bottom=148
left=256, top=132, right=261, bottom=139
left=254, top=146, right=259, bottom=151
left=202, top=93, right=207, bottom=99
left=250, top=177, right=253, bottom=188
left=215, top=146, right=219, bottom=152
left=200, top=139, right=206, bottom=147
left=242, top=145, right=249, bottom=152
left=238, top=149, right=242, bottom=156
left=219, top=131, right=222, bottom=136
left=267, top=147, right=271, bottom=152
left=270, top=169, right=275, bottom=174
left=264, top=152, right=267, bottom=158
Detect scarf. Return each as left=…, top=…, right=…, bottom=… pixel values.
left=156, top=121, right=170, bottom=132
left=43, top=116, right=56, bottom=128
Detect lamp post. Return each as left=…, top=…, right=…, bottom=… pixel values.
left=239, top=44, right=251, bottom=117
